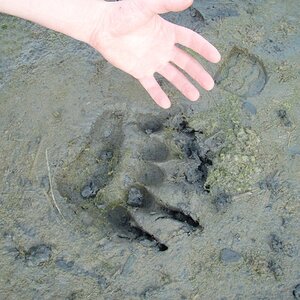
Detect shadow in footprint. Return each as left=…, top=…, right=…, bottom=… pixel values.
left=107, top=206, right=168, bottom=251
left=126, top=185, right=203, bottom=232
left=56, top=110, right=124, bottom=204
left=137, top=114, right=165, bottom=135
left=138, top=162, right=165, bottom=187
left=140, top=138, right=169, bottom=162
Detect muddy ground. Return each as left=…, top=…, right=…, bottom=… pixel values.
left=0, top=0, right=300, bottom=299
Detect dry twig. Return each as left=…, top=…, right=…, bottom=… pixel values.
left=46, top=148, right=64, bottom=219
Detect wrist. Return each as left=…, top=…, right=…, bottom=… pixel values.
left=46, top=0, right=109, bottom=44
left=87, top=0, right=111, bottom=47
left=74, top=0, right=109, bottom=44
left=0, top=0, right=109, bottom=44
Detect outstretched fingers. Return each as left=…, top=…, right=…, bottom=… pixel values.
left=138, top=0, right=193, bottom=14
left=158, top=63, right=200, bottom=101
left=139, top=62, right=201, bottom=109
left=171, top=46, right=215, bottom=90
left=175, top=25, right=221, bottom=63
left=139, top=76, right=171, bottom=109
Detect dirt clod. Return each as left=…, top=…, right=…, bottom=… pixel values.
left=127, top=187, right=144, bottom=207
left=293, top=284, right=300, bottom=299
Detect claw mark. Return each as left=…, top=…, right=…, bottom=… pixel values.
left=108, top=206, right=168, bottom=251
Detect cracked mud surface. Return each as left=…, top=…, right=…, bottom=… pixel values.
left=1, top=0, right=300, bottom=299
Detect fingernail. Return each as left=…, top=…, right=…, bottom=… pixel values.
left=213, top=51, right=221, bottom=63
left=190, top=90, right=200, bottom=101
left=162, top=100, right=171, bottom=109
left=206, top=80, right=215, bottom=91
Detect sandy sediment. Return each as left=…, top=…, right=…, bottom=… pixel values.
left=0, top=1, right=299, bottom=299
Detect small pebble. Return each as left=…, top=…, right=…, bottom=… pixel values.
left=121, top=254, right=137, bottom=275
left=81, top=181, right=99, bottom=199
left=220, top=248, right=241, bottom=263
left=127, top=187, right=144, bottom=207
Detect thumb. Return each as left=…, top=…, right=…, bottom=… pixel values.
left=141, top=0, right=193, bottom=14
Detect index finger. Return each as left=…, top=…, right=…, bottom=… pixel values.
left=139, top=76, right=172, bottom=109
left=174, top=25, right=221, bottom=63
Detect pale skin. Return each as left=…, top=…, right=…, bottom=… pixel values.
left=0, top=0, right=221, bottom=108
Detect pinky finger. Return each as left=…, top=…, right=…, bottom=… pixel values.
left=139, top=76, right=171, bottom=109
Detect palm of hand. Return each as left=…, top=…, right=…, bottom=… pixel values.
left=90, top=0, right=221, bottom=108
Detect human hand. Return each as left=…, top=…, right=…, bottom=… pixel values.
left=89, top=0, right=221, bottom=108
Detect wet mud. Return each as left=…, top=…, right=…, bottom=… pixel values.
left=1, top=0, right=300, bottom=299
